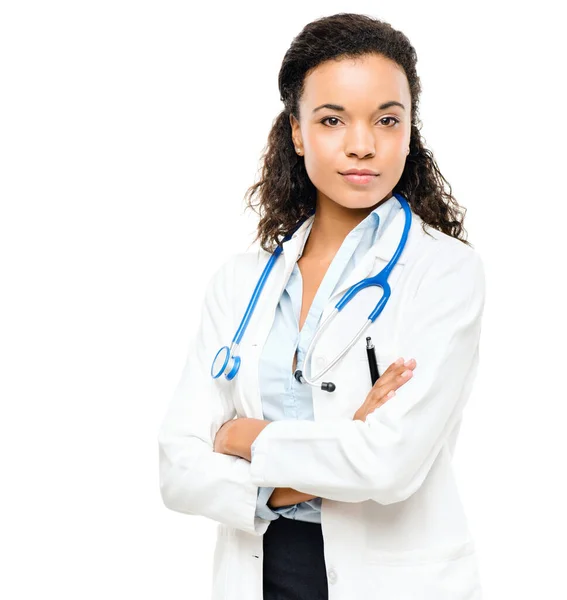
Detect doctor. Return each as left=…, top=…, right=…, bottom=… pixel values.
left=158, top=12, right=486, bottom=600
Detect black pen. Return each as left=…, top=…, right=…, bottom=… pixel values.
left=366, top=336, right=380, bottom=385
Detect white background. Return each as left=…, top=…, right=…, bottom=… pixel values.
left=1, top=1, right=565, bottom=598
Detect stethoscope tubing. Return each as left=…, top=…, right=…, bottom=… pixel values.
left=211, top=193, right=411, bottom=389
left=298, top=195, right=411, bottom=386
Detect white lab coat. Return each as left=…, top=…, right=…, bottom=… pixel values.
left=158, top=202, right=486, bottom=599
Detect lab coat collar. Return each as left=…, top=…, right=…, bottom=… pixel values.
left=240, top=197, right=422, bottom=419
left=282, top=195, right=418, bottom=268
left=279, top=196, right=422, bottom=314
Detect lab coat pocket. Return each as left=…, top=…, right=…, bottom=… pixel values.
left=354, top=358, right=395, bottom=387
left=364, top=540, right=482, bottom=599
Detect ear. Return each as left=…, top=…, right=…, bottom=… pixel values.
left=289, top=113, right=302, bottom=149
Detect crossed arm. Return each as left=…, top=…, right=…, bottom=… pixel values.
left=214, top=417, right=317, bottom=508
left=214, top=352, right=417, bottom=508
left=162, top=248, right=484, bottom=529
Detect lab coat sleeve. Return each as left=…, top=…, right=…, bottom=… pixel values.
left=157, top=254, right=274, bottom=536
left=248, top=247, right=486, bottom=505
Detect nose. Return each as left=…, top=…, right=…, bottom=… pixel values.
left=344, top=123, right=376, bottom=159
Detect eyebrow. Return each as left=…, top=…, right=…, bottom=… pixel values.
left=312, top=101, right=406, bottom=114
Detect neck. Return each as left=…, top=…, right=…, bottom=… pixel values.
left=302, top=192, right=392, bottom=261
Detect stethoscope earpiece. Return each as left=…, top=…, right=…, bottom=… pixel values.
left=294, top=369, right=336, bottom=393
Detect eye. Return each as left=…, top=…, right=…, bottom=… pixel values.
left=320, top=116, right=400, bottom=128
left=320, top=116, right=342, bottom=127
left=379, top=116, right=400, bottom=127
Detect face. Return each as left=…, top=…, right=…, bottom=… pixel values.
left=290, top=53, right=412, bottom=211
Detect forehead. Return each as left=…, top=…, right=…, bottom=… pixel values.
left=301, top=54, right=410, bottom=109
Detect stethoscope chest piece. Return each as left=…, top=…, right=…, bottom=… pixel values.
left=211, top=346, right=241, bottom=380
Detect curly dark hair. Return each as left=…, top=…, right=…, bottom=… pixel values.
left=243, top=12, right=471, bottom=253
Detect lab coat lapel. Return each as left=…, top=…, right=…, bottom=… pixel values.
left=235, top=216, right=315, bottom=419
left=235, top=207, right=421, bottom=418
left=253, top=215, right=315, bottom=346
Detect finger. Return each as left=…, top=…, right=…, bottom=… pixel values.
left=360, top=359, right=417, bottom=414
left=369, top=364, right=416, bottom=405
left=382, top=357, right=405, bottom=373
left=378, top=358, right=417, bottom=382
left=372, top=360, right=416, bottom=393
left=383, top=368, right=414, bottom=393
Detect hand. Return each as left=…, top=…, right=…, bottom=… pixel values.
left=352, top=357, right=417, bottom=422
left=213, top=358, right=415, bottom=506
left=214, top=419, right=236, bottom=454
left=268, top=487, right=318, bottom=508
left=213, top=417, right=270, bottom=461
left=214, top=419, right=319, bottom=506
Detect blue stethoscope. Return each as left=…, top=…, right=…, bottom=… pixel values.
left=211, top=192, right=412, bottom=393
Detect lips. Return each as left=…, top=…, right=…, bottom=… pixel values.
left=341, top=172, right=379, bottom=185
left=341, top=169, right=378, bottom=176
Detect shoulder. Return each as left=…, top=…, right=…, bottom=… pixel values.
left=200, top=249, right=271, bottom=329
left=407, top=213, right=485, bottom=305
left=411, top=212, right=484, bottom=273
left=214, top=249, right=267, bottom=279
left=204, top=249, right=268, bottom=300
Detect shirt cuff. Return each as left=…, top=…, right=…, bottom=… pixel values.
left=255, top=486, right=281, bottom=521
left=252, top=439, right=284, bottom=520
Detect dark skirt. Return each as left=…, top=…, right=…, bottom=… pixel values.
left=262, top=516, right=329, bottom=600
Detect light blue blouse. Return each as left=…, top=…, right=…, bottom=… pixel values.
left=251, top=196, right=399, bottom=523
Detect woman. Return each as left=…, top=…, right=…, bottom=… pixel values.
left=158, top=12, right=486, bottom=600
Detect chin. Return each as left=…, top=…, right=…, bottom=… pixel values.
left=315, top=181, right=393, bottom=211
left=334, top=194, right=389, bottom=211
